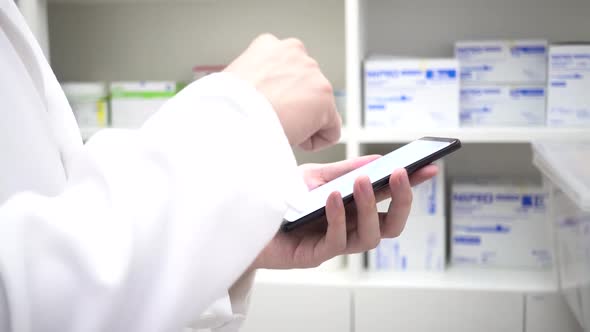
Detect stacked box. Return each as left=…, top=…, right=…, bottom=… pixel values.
left=451, top=179, right=552, bottom=269
left=456, top=40, right=548, bottom=126
left=369, top=161, right=446, bottom=271
left=364, top=57, right=460, bottom=128
left=455, top=40, right=548, bottom=83
left=547, top=44, right=590, bottom=127
left=460, top=85, right=546, bottom=126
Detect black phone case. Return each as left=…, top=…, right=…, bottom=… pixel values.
left=281, top=137, right=462, bottom=232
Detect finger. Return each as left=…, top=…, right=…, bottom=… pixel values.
left=313, top=191, right=347, bottom=263
left=374, top=164, right=438, bottom=202
left=347, top=176, right=381, bottom=253
left=300, top=103, right=341, bottom=151
left=409, top=164, right=438, bottom=187
left=282, top=37, right=308, bottom=53
left=380, top=169, right=413, bottom=238
left=251, top=33, right=279, bottom=48
left=319, top=155, right=381, bottom=182
left=301, top=127, right=340, bottom=151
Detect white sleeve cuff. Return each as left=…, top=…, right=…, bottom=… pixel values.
left=188, top=270, right=256, bottom=331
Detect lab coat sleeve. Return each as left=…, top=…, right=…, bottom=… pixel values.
left=189, top=269, right=257, bottom=331
left=0, top=72, right=307, bottom=332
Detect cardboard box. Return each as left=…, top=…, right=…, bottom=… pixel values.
left=364, top=57, right=460, bottom=128
left=455, top=40, right=548, bottom=83
left=547, top=44, right=590, bottom=127
left=460, top=85, right=546, bottom=126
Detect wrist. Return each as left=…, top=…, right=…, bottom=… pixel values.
left=221, top=71, right=295, bottom=146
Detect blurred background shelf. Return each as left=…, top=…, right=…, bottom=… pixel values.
left=355, top=127, right=590, bottom=144
left=48, top=0, right=216, bottom=3
left=254, top=269, right=352, bottom=287
left=80, top=126, right=349, bottom=143
left=254, top=266, right=558, bottom=293
left=356, top=267, right=558, bottom=293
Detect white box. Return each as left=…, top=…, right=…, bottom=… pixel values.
left=369, top=161, right=445, bottom=271
left=364, top=57, right=460, bottom=128
left=460, top=85, right=546, bottom=126
left=455, top=40, right=548, bottom=83
left=525, top=293, right=584, bottom=332
left=451, top=179, right=552, bottom=269
left=110, top=81, right=177, bottom=128
left=547, top=44, right=590, bottom=127
left=61, top=82, right=108, bottom=128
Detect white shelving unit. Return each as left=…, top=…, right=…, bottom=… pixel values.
left=17, top=0, right=50, bottom=58
left=356, top=127, right=590, bottom=144
left=80, top=126, right=350, bottom=143
left=255, top=266, right=557, bottom=293
left=36, top=0, right=590, bottom=330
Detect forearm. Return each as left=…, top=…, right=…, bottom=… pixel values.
left=0, top=73, right=302, bottom=332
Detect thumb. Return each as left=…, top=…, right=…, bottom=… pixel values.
left=319, top=155, right=381, bottom=182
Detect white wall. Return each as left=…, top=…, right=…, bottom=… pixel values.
left=47, top=0, right=345, bottom=88
left=365, top=0, right=590, bottom=57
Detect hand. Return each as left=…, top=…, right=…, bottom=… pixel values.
left=251, top=156, right=438, bottom=269
left=224, top=34, right=341, bottom=151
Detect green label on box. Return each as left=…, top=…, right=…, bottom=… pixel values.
left=111, top=90, right=177, bottom=99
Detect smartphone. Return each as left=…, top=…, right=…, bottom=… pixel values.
left=281, top=137, right=461, bottom=232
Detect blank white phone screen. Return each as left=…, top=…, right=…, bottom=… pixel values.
left=284, top=139, right=451, bottom=222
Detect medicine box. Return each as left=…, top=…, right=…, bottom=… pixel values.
left=110, top=81, right=177, bottom=128
left=364, top=57, right=460, bottom=128
left=62, top=82, right=108, bottom=128
left=369, top=161, right=446, bottom=271
left=451, top=179, right=552, bottom=269
left=460, top=85, right=546, bottom=126
left=455, top=40, right=548, bottom=83
left=547, top=44, right=590, bottom=127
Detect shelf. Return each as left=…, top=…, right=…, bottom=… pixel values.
left=81, top=126, right=349, bottom=143
left=254, top=269, right=351, bottom=288
left=254, top=267, right=558, bottom=293
left=356, top=267, right=558, bottom=293
left=339, top=127, right=348, bottom=143
left=81, top=126, right=590, bottom=145
left=49, top=0, right=217, bottom=3
left=356, top=127, right=590, bottom=144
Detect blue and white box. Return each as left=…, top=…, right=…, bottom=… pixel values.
left=547, top=44, right=590, bottom=127
left=451, top=179, right=552, bottom=269
left=364, top=57, right=460, bottom=128
left=460, top=85, right=546, bottom=126
left=455, top=40, right=548, bottom=83
left=369, top=161, right=446, bottom=271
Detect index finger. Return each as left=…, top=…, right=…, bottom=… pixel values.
left=374, top=164, right=439, bottom=202
left=409, top=164, right=438, bottom=186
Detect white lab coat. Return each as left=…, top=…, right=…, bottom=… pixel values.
left=0, top=1, right=306, bottom=331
